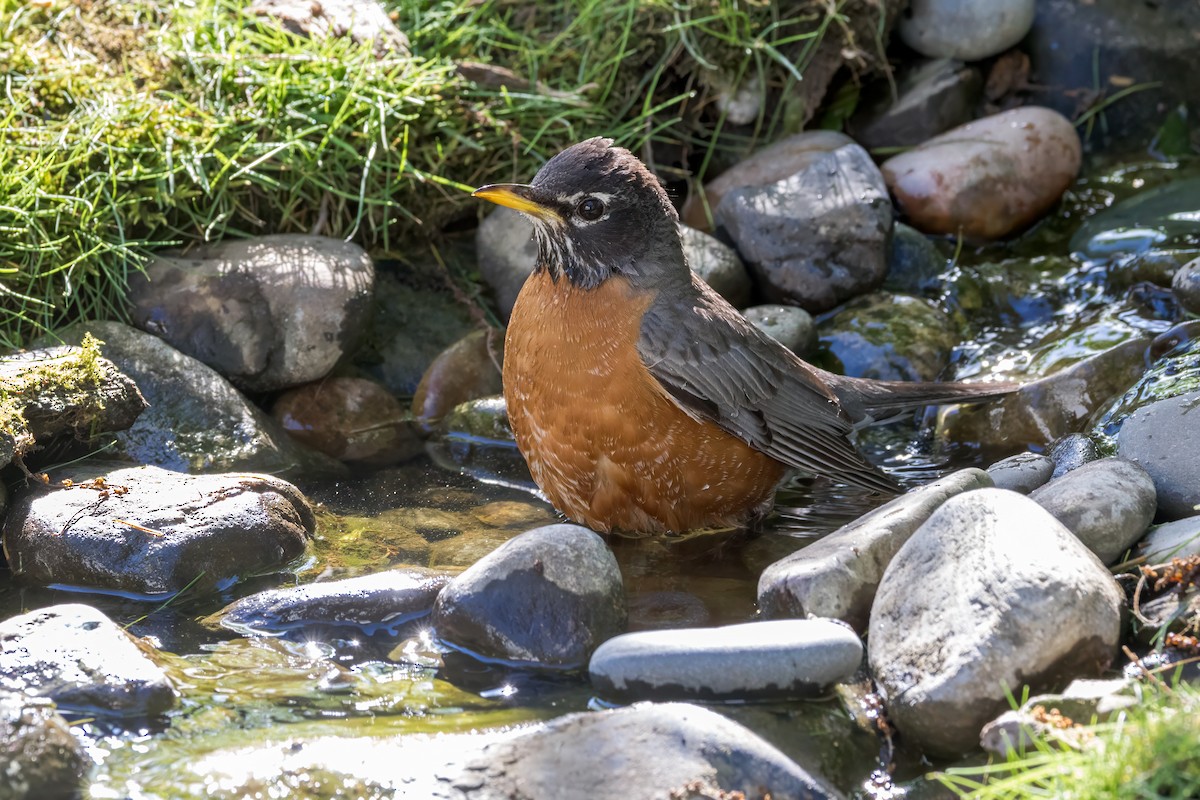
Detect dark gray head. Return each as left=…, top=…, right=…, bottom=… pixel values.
left=473, top=137, right=685, bottom=290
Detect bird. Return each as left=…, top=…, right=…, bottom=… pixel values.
left=473, top=137, right=1016, bottom=535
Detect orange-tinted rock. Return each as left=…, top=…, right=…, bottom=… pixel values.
left=881, top=106, right=1081, bottom=240
left=681, top=131, right=854, bottom=230
left=273, top=376, right=422, bottom=465
left=411, top=329, right=503, bottom=426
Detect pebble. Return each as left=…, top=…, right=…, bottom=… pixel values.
left=868, top=489, right=1123, bottom=758
left=1049, top=433, right=1102, bottom=478
left=1140, top=515, right=1200, bottom=563
left=1172, top=257, right=1200, bottom=316
left=986, top=452, right=1054, bottom=493
left=55, top=321, right=343, bottom=478
left=682, top=130, right=853, bottom=230
left=3, top=465, right=313, bottom=594
left=849, top=58, right=982, bottom=151
left=431, top=524, right=626, bottom=667
left=742, top=304, right=817, bottom=356
left=0, top=690, right=87, bottom=799
left=0, top=604, right=177, bottom=718
left=717, top=142, right=892, bottom=312
left=206, top=567, right=451, bottom=635
left=677, top=223, right=753, bottom=308
left=411, top=330, right=503, bottom=426
left=980, top=678, right=1137, bottom=757
left=130, top=234, right=375, bottom=392
left=759, top=468, right=992, bottom=631
left=883, top=222, right=947, bottom=294
left=588, top=619, right=861, bottom=702
left=818, top=292, right=957, bottom=382
left=273, top=376, right=424, bottom=465
left=882, top=106, right=1081, bottom=240
left=1118, top=390, right=1200, bottom=519
left=898, top=0, right=1036, bottom=61
left=1030, top=458, right=1157, bottom=564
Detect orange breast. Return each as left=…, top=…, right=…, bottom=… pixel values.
left=503, top=270, right=787, bottom=534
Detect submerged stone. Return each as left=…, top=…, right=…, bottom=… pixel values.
left=0, top=690, right=87, bottom=800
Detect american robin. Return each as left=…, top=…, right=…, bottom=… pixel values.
left=474, top=137, right=1015, bottom=535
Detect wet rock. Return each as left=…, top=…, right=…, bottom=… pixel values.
left=1030, top=458, right=1156, bottom=564
left=849, top=58, right=982, bottom=151
left=883, top=222, right=947, bottom=294
left=868, top=489, right=1123, bottom=758
left=987, top=452, right=1054, bottom=494
left=1172, top=257, right=1200, bottom=316
left=717, top=143, right=892, bottom=313
left=248, top=0, right=409, bottom=56
left=1049, top=433, right=1102, bottom=478
left=1072, top=178, right=1200, bottom=269
left=682, top=130, right=854, bottom=230
left=411, top=330, right=503, bottom=426
left=882, top=107, right=1081, bottom=240
left=588, top=619, right=861, bottom=703
left=431, top=524, right=626, bottom=667
left=937, top=337, right=1151, bottom=449
left=1117, top=390, right=1200, bottom=520
left=0, top=690, right=87, bottom=800
left=369, top=271, right=477, bottom=395
left=205, top=567, right=450, bottom=635
left=818, top=292, right=957, bottom=382
left=759, top=469, right=991, bottom=632
left=898, top=0, right=1035, bottom=60
left=743, top=305, right=817, bottom=356
left=273, top=376, right=423, bottom=465
left=0, top=604, right=176, bottom=717
left=678, top=224, right=753, bottom=308
left=1027, top=1, right=1200, bottom=151
left=130, top=235, right=375, bottom=392
left=3, top=465, right=313, bottom=594
left=476, top=208, right=752, bottom=315
left=1140, top=516, right=1200, bottom=563
left=175, top=703, right=840, bottom=800
left=56, top=321, right=342, bottom=477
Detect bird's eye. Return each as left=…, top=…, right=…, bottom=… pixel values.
left=576, top=197, right=605, bottom=221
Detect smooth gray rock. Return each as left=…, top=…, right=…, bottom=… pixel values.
left=1140, top=515, right=1200, bottom=563
left=0, top=690, right=87, bottom=800
left=131, top=235, right=375, bottom=392
left=678, top=223, right=753, bottom=308
left=174, top=703, right=842, bottom=800
left=0, top=604, right=176, bottom=718
left=868, top=489, right=1123, bottom=758
left=987, top=452, right=1054, bottom=494
left=56, top=321, right=342, bottom=477
left=884, top=222, right=947, bottom=294
left=849, top=58, right=983, bottom=151
left=206, top=567, right=450, bottom=634
left=1173, top=257, right=1200, bottom=316
left=1049, top=433, right=1101, bottom=478
left=1117, top=390, right=1200, bottom=519
left=759, top=469, right=992, bottom=631
left=431, top=524, right=626, bottom=667
left=743, top=304, right=817, bottom=356
left=980, top=677, right=1137, bottom=756
left=716, top=143, right=892, bottom=313
left=899, top=0, right=1035, bottom=61
left=3, top=465, right=313, bottom=595
left=1030, top=458, right=1156, bottom=564
left=818, top=292, right=957, bottom=382
left=588, top=619, right=861, bottom=702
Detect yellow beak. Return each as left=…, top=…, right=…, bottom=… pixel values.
left=472, top=184, right=560, bottom=222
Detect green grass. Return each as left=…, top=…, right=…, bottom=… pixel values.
left=936, top=679, right=1200, bottom=799
left=0, top=0, right=890, bottom=350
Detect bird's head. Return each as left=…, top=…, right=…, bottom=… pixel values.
left=473, top=137, right=685, bottom=290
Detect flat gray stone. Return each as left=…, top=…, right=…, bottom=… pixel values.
left=588, top=619, right=861, bottom=702
left=743, top=304, right=817, bottom=356
left=432, top=524, right=626, bottom=667
left=758, top=468, right=992, bottom=631
left=1140, top=516, right=1200, bottom=563
left=1118, top=390, right=1200, bottom=519
left=868, top=489, right=1123, bottom=758
left=987, top=452, right=1054, bottom=493
left=1030, top=457, right=1157, bottom=564
left=0, top=604, right=176, bottom=718
left=899, top=0, right=1035, bottom=61
left=3, top=465, right=313, bottom=595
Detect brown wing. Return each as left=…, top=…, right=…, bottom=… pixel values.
left=637, top=274, right=898, bottom=494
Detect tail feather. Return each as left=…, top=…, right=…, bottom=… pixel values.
left=822, top=371, right=1019, bottom=425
